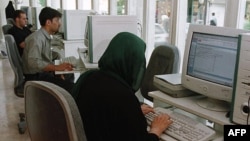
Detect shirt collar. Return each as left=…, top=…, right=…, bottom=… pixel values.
left=40, top=28, right=52, bottom=40
left=13, top=24, right=23, bottom=30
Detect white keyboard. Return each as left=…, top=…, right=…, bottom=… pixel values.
left=145, top=107, right=216, bottom=141
left=61, top=56, right=78, bottom=67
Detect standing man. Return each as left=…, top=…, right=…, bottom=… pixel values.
left=8, top=10, right=32, bottom=56
left=210, top=12, right=217, bottom=26
left=22, top=7, right=74, bottom=93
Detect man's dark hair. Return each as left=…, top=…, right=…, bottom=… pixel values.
left=39, top=7, right=62, bottom=26
left=13, top=10, right=26, bottom=21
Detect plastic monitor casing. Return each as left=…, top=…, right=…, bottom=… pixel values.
left=181, top=24, right=248, bottom=103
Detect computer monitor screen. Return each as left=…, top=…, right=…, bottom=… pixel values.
left=181, top=24, right=248, bottom=112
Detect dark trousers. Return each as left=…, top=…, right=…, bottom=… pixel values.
left=24, top=72, right=74, bottom=94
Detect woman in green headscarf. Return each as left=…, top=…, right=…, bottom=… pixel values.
left=72, top=32, right=172, bottom=141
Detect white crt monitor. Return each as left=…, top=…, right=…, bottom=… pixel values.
left=181, top=24, right=248, bottom=112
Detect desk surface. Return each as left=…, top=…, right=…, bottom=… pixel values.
left=149, top=91, right=233, bottom=126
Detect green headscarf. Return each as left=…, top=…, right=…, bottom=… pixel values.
left=72, top=32, right=146, bottom=98
left=98, top=32, right=146, bottom=92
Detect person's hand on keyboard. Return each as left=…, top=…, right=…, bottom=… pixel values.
left=141, top=104, right=154, bottom=115
left=149, top=114, right=173, bottom=138
left=55, top=63, right=73, bottom=71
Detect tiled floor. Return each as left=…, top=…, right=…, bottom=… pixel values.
left=0, top=58, right=30, bottom=141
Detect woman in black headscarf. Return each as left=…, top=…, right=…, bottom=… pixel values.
left=72, top=32, right=172, bottom=141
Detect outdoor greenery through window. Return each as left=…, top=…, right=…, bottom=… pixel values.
left=39, top=0, right=45, bottom=7
left=117, top=0, right=127, bottom=15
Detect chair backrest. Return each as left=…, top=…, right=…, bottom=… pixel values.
left=24, top=81, right=87, bottom=141
left=4, top=34, right=24, bottom=90
left=140, top=45, right=180, bottom=101
left=2, top=24, right=13, bottom=34
left=6, top=18, right=15, bottom=25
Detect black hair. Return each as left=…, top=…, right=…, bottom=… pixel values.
left=39, top=7, right=62, bottom=26
left=13, top=10, right=26, bottom=21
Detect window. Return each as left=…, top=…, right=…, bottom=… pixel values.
left=117, top=0, right=127, bottom=15
left=99, top=0, right=109, bottom=15
left=50, top=0, right=61, bottom=9
left=187, top=0, right=225, bottom=26
left=37, top=0, right=45, bottom=7
left=155, top=0, right=172, bottom=45
left=242, top=0, right=250, bottom=30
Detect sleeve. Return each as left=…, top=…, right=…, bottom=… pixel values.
left=26, top=37, right=50, bottom=71
left=116, top=90, right=160, bottom=141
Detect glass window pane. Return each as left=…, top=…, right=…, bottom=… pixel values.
left=37, top=0, right=45, bottom=7
left=207, top=0, right=225, bottom=27
left=155, top=0, right=172, bottom=45
left=50, top=0, right=61, bottom=9
left=117, top=0, right=127, bottom=15
left=99, top=0, right=109, bottom=15
left=187, top=0, right=205, bottom=25
left=242, top=0, right=250, bottom=30
left=82, top=0, right=92, bottom=10
left=64, top=0, right=76, bottom=10
left=187, top=0, right=225, bottom=27
left=20, top=0, right=30, bottom=6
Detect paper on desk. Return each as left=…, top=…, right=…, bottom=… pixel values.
left=155, top=73, right=181, bottom=85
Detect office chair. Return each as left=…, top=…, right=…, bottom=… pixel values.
left=2, top=24, right=13, bottom=34
left=6, top=18, right=15, bottom=25
left=4, top=34, right=25, bottom=97
left=140, top=45, right=180, bottom=101
left=5, top=34, right=27, bottom=134
left=24, top=81, right=87, bottom=141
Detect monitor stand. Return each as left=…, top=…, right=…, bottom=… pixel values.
left=196, top=97, right=230, bottom=112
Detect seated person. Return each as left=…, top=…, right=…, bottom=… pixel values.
left=72, top=32, right=172, bottom=141
left=8, top=10, right=32, bottom=56
left=22, top=7, right=74, bottom=93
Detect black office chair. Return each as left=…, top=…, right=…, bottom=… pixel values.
left=25, top=81, right=87, bottom=141
left=140, top=45, right=180, bottom=101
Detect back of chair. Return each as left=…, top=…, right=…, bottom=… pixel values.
left=140, top=45, right=180, bottom=101
left=6, top=18, right=15, bottom=25
left=2, top=24, right=13, bottom=34
left=5, top=34, right=24, bottom=93
left=24, top=81, right=87, bottom=141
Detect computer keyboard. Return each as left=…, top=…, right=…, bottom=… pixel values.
left=61, top=56, right=78, bottom=67
left=145, top=107, right=216, bottom=141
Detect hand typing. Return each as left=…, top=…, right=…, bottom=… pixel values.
left=55, top=63, right=73, bottom=71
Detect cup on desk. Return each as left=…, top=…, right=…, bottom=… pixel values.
left=54, top=59, right=61, bottom=65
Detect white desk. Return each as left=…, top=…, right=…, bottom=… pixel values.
left=55, top=48, right=98, bottom=78
left=149, top=91, right=233, bottom=126
left=149, top=90, right=234, bottom=141
left=149, top=91, right=233, bottom=125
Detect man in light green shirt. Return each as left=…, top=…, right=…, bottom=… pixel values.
left=22, top=7, right=74, bottom=93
